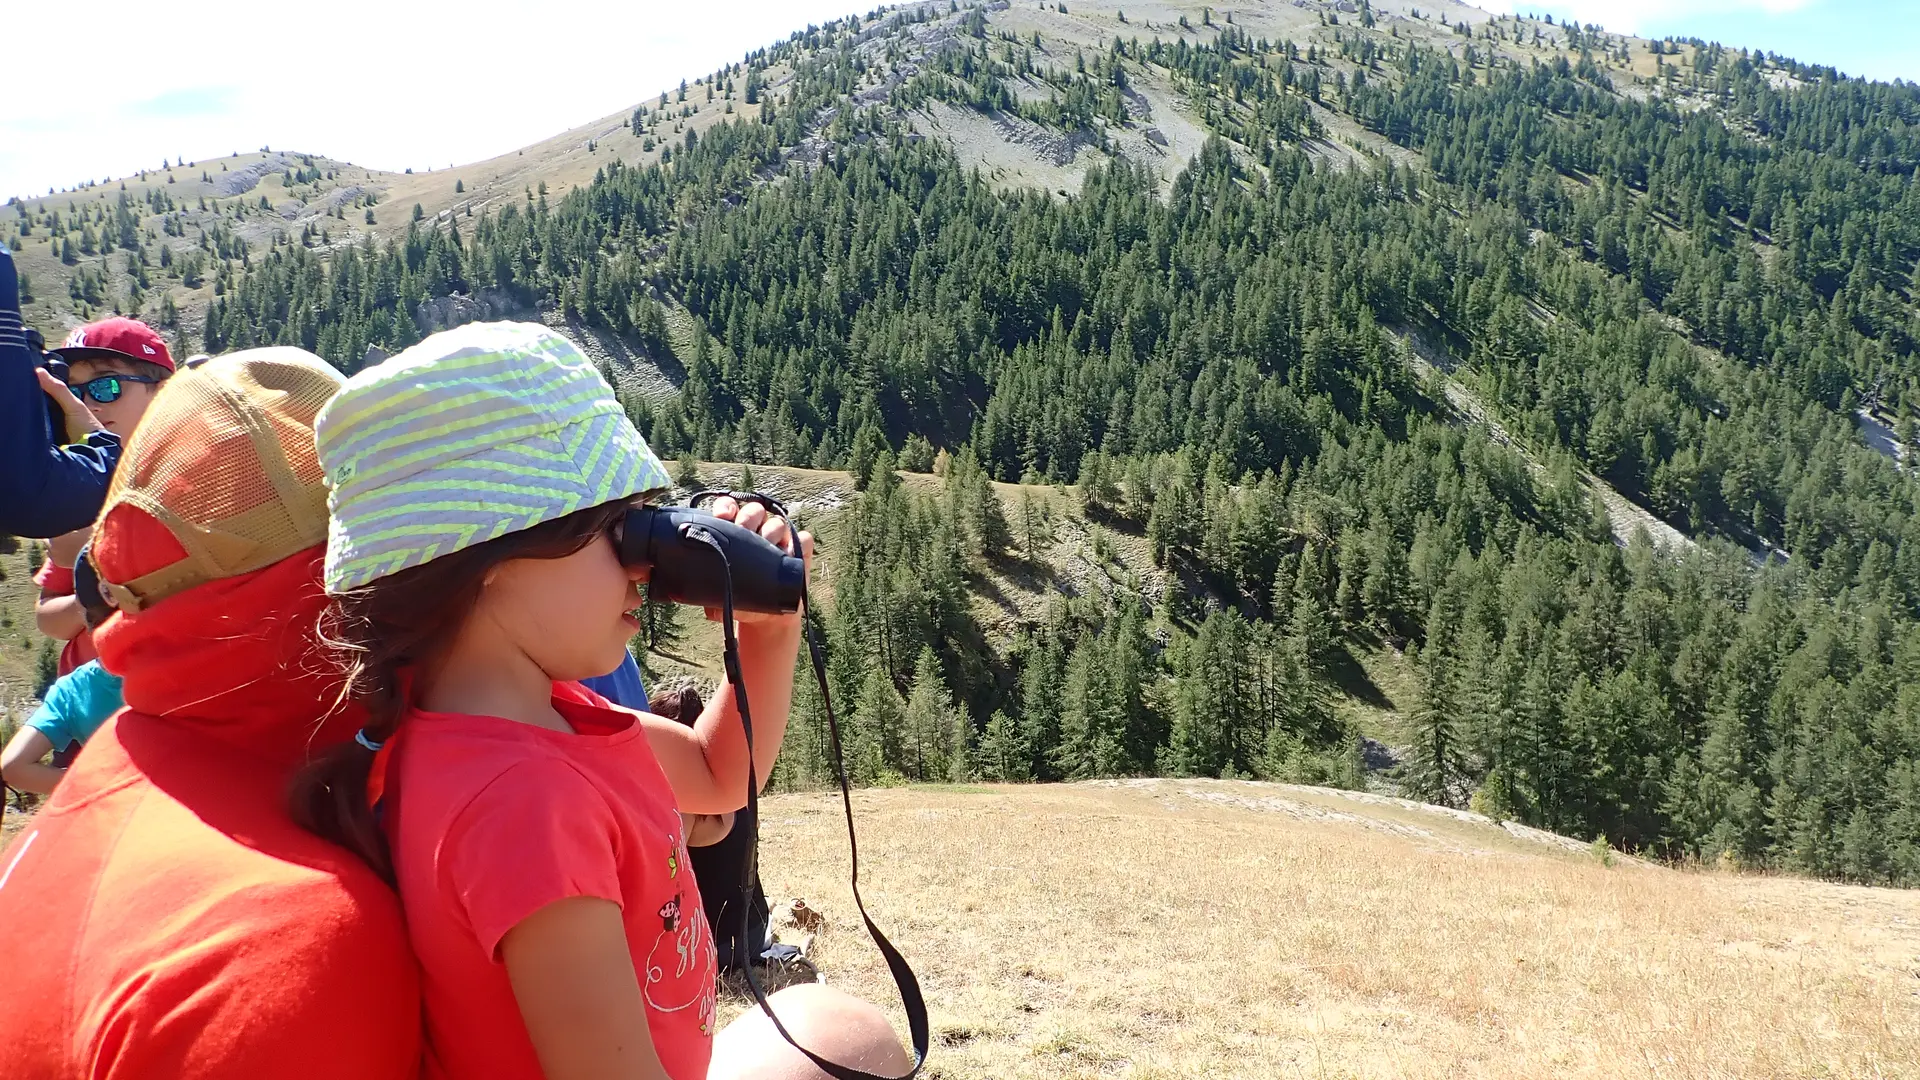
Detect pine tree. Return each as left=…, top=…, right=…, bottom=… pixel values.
left=903, top=646, right=960, bottom=781
left=978, top=710, right=1028, bottom=781
left=33, top=638, right=58, bottom=698
left=1286, top=543, right=1335, bottom=675
left=1107, top=602, right=1158, bottom=772
left=1167, top=610, right=1250, bottom=777
left=855, top=665, right=905, bottom=780
left=675, top=454, right=701, bottom=491
left=639, top=590, right=685, bottom=658
left=947, top=706, right=973, bottom=783
left=1017, top=489, right=1052, bottom=565
left=1399, top=647, right=1466, bottom=807
left=1053, top=636, right=1112, bottom=780
left=1018, top=637, right=1065, bottom=780
left=847, top=425, right=888, bottom=490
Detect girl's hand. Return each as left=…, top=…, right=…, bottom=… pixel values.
left=703, top=494, right=813, bottom=626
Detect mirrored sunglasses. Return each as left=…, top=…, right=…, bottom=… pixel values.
left=73, top=373, right=160, bottom=404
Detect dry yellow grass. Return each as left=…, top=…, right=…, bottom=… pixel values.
left=736, top=779, right=1920, bottom=1079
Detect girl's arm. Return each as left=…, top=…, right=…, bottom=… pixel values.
left=35, top=591, right=85, bottom=641
left=640, top=618, right=801, bottom=815
left=639, top=496, right=811, bottom=815
left=1, top=726, right=63, bottom=795
left=502, top=896, right=668, bottom=1080
left=35, top=529, right=90, bottom=640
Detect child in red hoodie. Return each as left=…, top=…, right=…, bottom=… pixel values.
left=0, top=346, right=420, bottom=1079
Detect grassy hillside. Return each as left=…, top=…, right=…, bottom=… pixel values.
left=624, top=462, right=1426, bottom=751
left=0, top=538, right=50, bottom=720
left=746, top=779, right=1920, bottom=1078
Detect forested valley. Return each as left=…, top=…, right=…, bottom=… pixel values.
left=95, top=5, right=1920, bottom=883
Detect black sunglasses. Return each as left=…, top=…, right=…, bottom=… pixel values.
left=71, top=373, right=160, bottom=404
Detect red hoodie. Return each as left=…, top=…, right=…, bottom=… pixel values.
left=0, top=549, right=421, bottom=1079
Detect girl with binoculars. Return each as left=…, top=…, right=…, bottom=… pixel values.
left=295, top=322, right=910, bottom=1080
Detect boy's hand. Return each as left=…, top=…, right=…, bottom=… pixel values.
left=37, top=368, right=103, bottom=443
left=703, top=494, right=812, bottom=625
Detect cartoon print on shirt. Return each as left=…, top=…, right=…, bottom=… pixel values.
left=644, top=828, right=718, bottom=1034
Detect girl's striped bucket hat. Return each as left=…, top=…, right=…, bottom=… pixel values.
left=314, top=321, right=670, bottom=593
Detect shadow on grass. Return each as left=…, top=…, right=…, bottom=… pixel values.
left=1083, top=502, right=1144, bottom=536
left=970, top=570, right=1028, bottom=622
left=1326, top=639, right=1395, bottom=711
left=716, top=957, right=823, bottom=1003
left=986, top=550, right=1075, bottom=598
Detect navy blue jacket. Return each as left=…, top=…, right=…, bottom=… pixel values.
left=0, top=246, right=121, bottom=538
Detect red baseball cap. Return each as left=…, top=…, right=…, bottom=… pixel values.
left=54, top=317, right=175, bottom=373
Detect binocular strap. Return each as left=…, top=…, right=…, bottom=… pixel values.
left=696, top=521, right=929, bottom=1080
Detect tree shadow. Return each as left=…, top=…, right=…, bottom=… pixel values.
left=988, top=553, right=1072, bottom=598
left=1325, top=639, right=1395, bottom=711
left=969, top=571, right=1028, bottom=622
left=1083, top=503, right=1145, bottom=536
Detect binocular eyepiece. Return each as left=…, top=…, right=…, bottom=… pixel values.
left=619, top=496, right=807, bottom=615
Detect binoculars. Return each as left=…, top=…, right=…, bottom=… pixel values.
left=619, top=497, right=807, bottom=615
left=29, top=328, right=71, bottom=445
left=68, top=497, right=809, bottom=623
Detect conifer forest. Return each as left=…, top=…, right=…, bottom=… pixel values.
left=31, top=4, right=1920, bottom=885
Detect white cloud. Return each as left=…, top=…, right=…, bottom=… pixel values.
left=0, top=0, right=872, bottom=201
left=1469, top=0, right=1816, bottom=34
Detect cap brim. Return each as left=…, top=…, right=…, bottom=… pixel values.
left=53, top=346, right=174, bottom=372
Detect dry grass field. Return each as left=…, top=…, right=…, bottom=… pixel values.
left=739, top=779, right=1920, bottom=1079
left=8, top=748, right=1916, bottom=1076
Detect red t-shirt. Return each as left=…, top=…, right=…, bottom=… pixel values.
left=35, top=559, right=97, bottom=676
left=386, top=681, right=718, bottom=1080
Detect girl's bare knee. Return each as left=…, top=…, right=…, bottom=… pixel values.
left=711, top=983, right=913, bottom=1080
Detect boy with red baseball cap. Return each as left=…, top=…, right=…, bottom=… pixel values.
left=50, top=315, right=176, bottom=437
left=34, top=317, right=176, bottom=680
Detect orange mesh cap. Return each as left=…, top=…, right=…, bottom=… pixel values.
left=91, top=346, right=345, bottom=613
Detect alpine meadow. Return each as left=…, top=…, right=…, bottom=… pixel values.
left=7, top=0, right=1920, bottom=1019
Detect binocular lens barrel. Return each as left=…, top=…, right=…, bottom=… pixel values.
left=619, top=506, right=805, bottom=615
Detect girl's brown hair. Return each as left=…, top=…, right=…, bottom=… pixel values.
left=291, top=498, right=635, bottom=882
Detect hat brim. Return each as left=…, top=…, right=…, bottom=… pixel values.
left=53, top=346, right=175, bottom=373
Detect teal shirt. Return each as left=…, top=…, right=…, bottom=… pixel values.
left=28, top=660, right=124, bottom=751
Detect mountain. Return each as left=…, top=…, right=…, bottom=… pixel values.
left=5, top=0, right=1920, bottom=887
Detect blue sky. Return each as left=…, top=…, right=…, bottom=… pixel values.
left=1484, top=0, right=1920, bottom=83
left=2, top=0, right=1915, bottom=203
